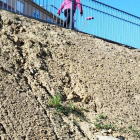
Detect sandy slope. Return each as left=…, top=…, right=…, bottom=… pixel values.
left=0, top=10, right=140, bottom=140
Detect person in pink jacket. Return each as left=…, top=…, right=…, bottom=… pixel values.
left=57, top=0, right=83, bottom=28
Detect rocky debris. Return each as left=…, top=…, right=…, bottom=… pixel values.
left=101, top=129, right=109, bottom=136
left=95, top=136, right=124, bottom=140
left=0, top=10, right=140, bottom=140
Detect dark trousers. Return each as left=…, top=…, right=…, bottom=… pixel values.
left=64, top=9, right=74, bottom=28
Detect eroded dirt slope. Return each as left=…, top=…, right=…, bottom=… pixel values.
left=0, top=10, right=140, bottom=140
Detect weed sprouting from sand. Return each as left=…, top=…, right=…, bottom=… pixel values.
left=93, top=114, right=115, bottom=131
left=49, top=93, right=61, bottom=107
left=48, top=94, right=86, bottom=119
left=129, top=126, right=140, bottom=138
left=99, top=114, right=106, bottom=120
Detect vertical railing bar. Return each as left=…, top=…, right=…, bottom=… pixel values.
left=92, top=1, right=93, bottom=34
left=113, top=9, right=115, bottom=41
left=102, top=4, right=104, bottom=37
left=137, top=18, right=138, bottom=48
left=27, top=0, right=29, bottom=17
left=112, top=8, right=114, bottom=41
left=93, top=1, right=95, bottom=35
left=127, top=14, right=129, bottom=46
left=131, top=16, right=133, bottom=47
left=23, top=0, right=25, bottom=15
left=115, top=10, right=116, bottom=42
left=130, top=16, right=132, bottom=46
left=129, top=15, right=131, bottom=47
left=128, top=15, right=129, bottom=46
left=128, top=15, right=131, bottom=44
left=7, top=0, right=8, bottom=10
left=125, top=13, right=127, bottom=45
left=104, top=6, right=107, bottom=38
left=129, top=15, right=131, bottom=46
left=135, top=18, right=137, bottom=47
left=92, top=1, right=93, bottom=35
left=132, top=17, right=134, bottom=45
left=56, top=0, right=58, bottom=25
left=117, top=10, right=118, bottom=42
left=133, top=16, right=134, bottom=47
left=33, top=0, right=34, bottom=18
left=123, top=13, right=125, bottom=45
left=32, top=0, right=33, bottom=18
left=111, top=8, right=112, bottom=41
left=124, top=13, right=125, bottom=45
left=53, top=0, right=54, bottom=23
left=63, top=0, right=65, bottom=27
left=45, top=0, right=47, bottom=22
left=126, top=14, right=128, bottom=46
left=134, top=18, right=136, bottom=48
left=99, top=3, right=100, bottom=37
left=109, top=7, right=111, bottom=40
left=139, top=22, right=140, bottom=48
left=15, top=0, right=16, bottom=13
left=120, top=11, right=122, bottom=43
left=121, top=12, right=122, bottom=44
left=10, top=0, right=12, bottom=12
left=2, top=0, right=4, bottom=9
left=137, top=18, right=139, bottom=48
left=43, top=0, right=44, bottom=21
left=103, top=5, right=105, bottom=38
left=118, top=11, right=120, bottom=43
left=38, top=0, right=41, bottom=19
left=117, top=10, right=119, bottom=43
left=88, top=4, right=89, bottom=33
left=104, top=5, right=106, bottom=38
left=134, top=17, right=136, bottom=47
left=133, top=17, right=134, bottom=47
left=108, top=7, right=110, bottom=40
left=19, top=1, right=21, bottom=14
left=96, top=2, right=98, bottom=36
left=105, top=5, right=107, bottom=39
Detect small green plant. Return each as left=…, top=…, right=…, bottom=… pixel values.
left=69, top=103, right=74, bottom=113
left=99, top=114, right=106, bottom=119
left=94, top=122, right=102, bottom=129
left=95, top=118, right=100, bottom=122
left=49, top=93, right=61, bottom=107
left=48, top=94, right=86, bottom=119
left=94, top=121, right=115, bottom=130
left=81, top=107, right=89, bottom=112
left=119, top=127, right=126, bottom=133
left=102, top=124, right=115, bottom=130
left=129, top=126, right=140, bottom=138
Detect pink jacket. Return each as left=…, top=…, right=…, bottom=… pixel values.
left=57, top=0, right=83, bottom=14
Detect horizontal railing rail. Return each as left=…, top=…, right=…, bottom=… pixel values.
left=93, top=0, right=140, bottom=20
left=0, top=0, right=139, bottom=49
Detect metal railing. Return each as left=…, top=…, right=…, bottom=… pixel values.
left=72, top=0, right=140, bottom=49
left=0, top=0, right=140, bottom=49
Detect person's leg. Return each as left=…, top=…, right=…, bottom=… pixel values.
left=64, top=9, right=71, bottom=28
left=64, top=9, right=75, bottom=28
